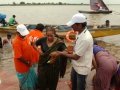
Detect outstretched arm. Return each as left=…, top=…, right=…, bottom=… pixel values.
left=58, top=51, right=80, bottom=60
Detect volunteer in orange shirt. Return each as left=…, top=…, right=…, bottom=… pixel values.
left=29, top=23, right=45, bottom=42
left=12, top=24, right=37, bottom=90
left=28, top=23, right=45, bottom=73
left=28, top=23, right=45, bottom=61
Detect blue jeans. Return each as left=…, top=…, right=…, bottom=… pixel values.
left=71, top=68, right=87, bottom=90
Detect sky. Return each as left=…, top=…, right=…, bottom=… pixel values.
left=0, top=0, right=120, bottom=4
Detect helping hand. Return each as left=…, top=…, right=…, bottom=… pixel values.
left=48, top=51, right=60, bottom=64
left=66, top=45, right=73, bottom=54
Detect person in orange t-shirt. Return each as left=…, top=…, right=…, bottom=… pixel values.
left=28, top=23, right=45, bottom=73
left=12, top=24, right=37, bottom=90
left=29, top=23, right=45, bottom=43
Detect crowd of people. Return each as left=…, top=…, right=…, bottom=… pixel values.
left=0, top=13, right=120, bottom=90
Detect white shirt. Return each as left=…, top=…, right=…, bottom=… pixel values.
left=72, top=28, right=93, bottom=75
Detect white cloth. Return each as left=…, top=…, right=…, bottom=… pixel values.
left=72, top=28, right=93, bottom=75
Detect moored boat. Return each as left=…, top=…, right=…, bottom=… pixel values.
left=79, top=0, right=112, bottom=14
left=1, top=25, right=120, bottom=38
left=79, top=10, right=112, bottom=14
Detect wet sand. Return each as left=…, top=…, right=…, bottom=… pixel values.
left=95, top=34, right=120, bottom=62
left=0, top=34, right=120, bottom=90
left=85, top=34, right=120, bottom=90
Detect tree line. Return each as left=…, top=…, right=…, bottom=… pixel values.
left=12, top=2, right=84, bottom=5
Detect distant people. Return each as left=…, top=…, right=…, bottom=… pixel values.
left=2, top=33, right=13, bottom=59
left=97, top=20, right=111, bottom=28
left=93, top=45, right=118, bottom=90
left=0, top=37, right=2, bottom=60
left=95, top=3, right=106, bottom=11
left=105, top=20, right=110, bottom=28
left=0, top=13, right=7, bottom=27
left=9, top=15, right=18, bottom=26
left=0, top=37, right=2, bottom=48
left=12, top=24, right=37, bottom=90
left=3, top=33, right=12, bottom=47
left=95, top=3, right=102, bottom=11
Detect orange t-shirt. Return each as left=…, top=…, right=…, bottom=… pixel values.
left=12, top=35, right=35, bottom=73
left=28, top=29, right=44, bottom=63
left=29, top=29, right=44, bottom=42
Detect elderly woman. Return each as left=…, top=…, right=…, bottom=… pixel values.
left=35, top=27, right=67, bottom=90
left=93, top=45, right=118, bottom=90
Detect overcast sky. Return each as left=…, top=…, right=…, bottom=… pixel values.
left=0, top=0, right=120, bottom=4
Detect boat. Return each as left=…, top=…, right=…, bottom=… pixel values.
left=1, top=25, right=120, bottom=38
left=79, top=0, right=112, bottom=14
left=0, top=26, right=16, bottom=34
left=57, top=25, right=120, bottom=38
left=79, top=10, right=112, bottom=14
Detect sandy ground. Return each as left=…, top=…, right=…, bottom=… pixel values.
left=95, top=34, right=120, bottom=62
left=0, top=34, right=120, bottom=90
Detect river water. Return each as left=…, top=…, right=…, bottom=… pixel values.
left=0, top=5, right=120, bottom=25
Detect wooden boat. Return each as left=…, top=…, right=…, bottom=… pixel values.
left=79, top=0, right=112, bottom=14
left=79, top=10, right=112, bottom=14
left=0, top=26, right=16, bottom=34
left=90, top=27, right=120, bottom=38
left=57, top=25, right=120, bottom=38
left=0, top=25, right=120, bottom=38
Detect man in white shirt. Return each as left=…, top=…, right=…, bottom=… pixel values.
left=57, top=13, right=93, bottom=90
